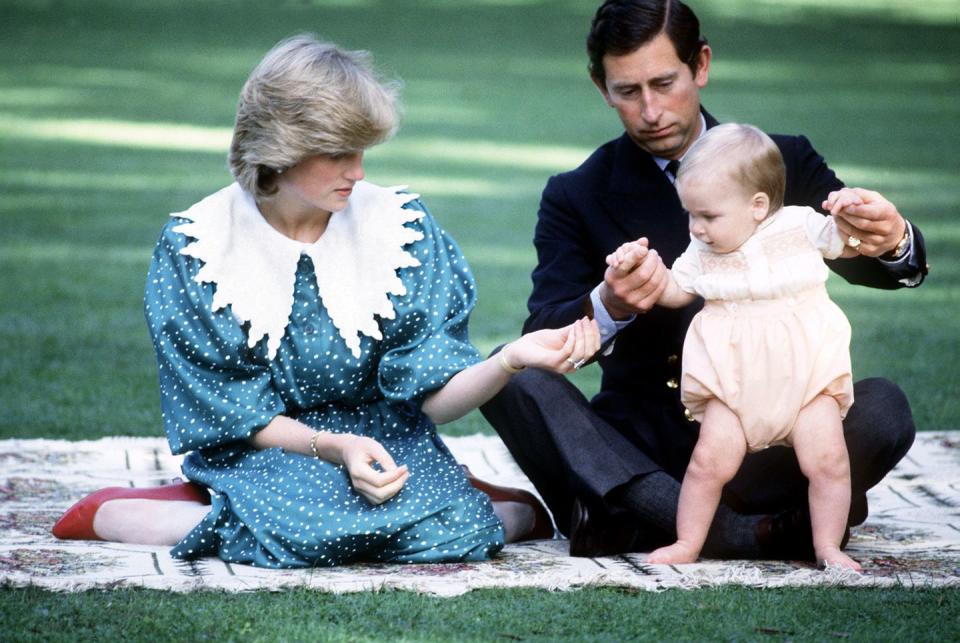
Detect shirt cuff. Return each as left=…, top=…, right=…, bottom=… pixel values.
left=877, top=221, right=921, bottom=287
left=590, top=284, right=635, bottom=346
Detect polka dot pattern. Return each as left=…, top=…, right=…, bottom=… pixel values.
left=144, top=199, right=503, bottom=568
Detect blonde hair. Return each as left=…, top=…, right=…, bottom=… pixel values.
left=228, top=35, right=400, bottom=199
left=677, top=123, right=785, bottom=213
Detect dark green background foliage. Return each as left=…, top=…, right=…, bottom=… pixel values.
left=1, top=1, right=957, bottom=639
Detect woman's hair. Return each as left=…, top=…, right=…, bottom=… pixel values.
left=587, top=0, right=707, bottom=86
left=677, top=123, right=786, bottom=213
left=229, top=34, right=401, bottom=199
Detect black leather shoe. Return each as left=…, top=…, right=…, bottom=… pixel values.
left=568, top=498, right=640, bottom=558
left=756, top=507, right=850, bottom=562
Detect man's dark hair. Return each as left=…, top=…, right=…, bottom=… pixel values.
left=587, top=0, right=707, bottom=85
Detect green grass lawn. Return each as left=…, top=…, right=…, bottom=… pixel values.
left=2, top=0, right=958, bottom=639
left=3, top=586, right=956, bottom=642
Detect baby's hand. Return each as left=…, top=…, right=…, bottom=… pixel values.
left=606, top=238, right=649, bottom=275
left=822, top=187, right=864, bottom=217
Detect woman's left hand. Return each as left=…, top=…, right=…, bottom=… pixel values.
left=502, top=317, right=601, bottom=373
left=421, top=317, right=602, bottom=425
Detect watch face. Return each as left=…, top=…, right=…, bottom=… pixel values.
left=895, top=231, right=910, bottom=257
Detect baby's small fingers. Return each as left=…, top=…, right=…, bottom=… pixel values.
left=617, top=247, right=647, bottom=274
left=561, top=322, right=577, bottom=354
left=586, top=319, right=601, bottom=355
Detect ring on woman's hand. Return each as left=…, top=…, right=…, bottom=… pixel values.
left=568, top=358, right=586, bottom=369
left=846, top=235, right=862, bottom=249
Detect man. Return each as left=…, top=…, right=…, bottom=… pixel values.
left=481, top=0, right=928, bottom=560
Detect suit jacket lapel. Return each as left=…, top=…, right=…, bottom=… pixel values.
left=598, top=134, right=683, bottom=245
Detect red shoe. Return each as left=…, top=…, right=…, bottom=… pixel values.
left=461, top=465, right=554, bottom=541
left=51, top=482, right=210, bottom=541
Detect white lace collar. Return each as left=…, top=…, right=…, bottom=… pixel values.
left=172, top=181, right=423, bottom=360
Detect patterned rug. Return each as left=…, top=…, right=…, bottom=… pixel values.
left=1, top=433, right=957, bottom=595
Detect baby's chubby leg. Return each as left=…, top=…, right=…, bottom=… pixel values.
left=791, top=395, right=862, bottom=571
left=647, top=400, right=747, bottom=564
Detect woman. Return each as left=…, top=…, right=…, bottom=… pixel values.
left=52, top=35, right=600, bottom=568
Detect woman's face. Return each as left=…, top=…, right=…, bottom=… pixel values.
left=276, top=152, right=365, bottom=214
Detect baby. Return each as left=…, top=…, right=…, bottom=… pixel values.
left=610, top=123, right=863, bottom=570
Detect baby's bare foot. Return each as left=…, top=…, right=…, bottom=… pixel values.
left=817, top=548, right=862, bottom=572
left=646, top=541, right=699, bottom=564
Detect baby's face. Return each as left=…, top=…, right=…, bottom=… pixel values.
left=679, top=173, right=765, bottom=254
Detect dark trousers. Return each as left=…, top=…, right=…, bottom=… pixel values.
left=480, top=367, right=916, bottom=538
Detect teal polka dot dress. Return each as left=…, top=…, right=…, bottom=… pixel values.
left=144, top=184, right=504, bottom=568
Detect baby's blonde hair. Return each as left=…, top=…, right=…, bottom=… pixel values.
left=677, top=123, right=785, bottom=213
left=229, top=34, right=400, bottom=199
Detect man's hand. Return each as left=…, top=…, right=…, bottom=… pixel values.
left=599, top=237, right=668, bottom=318
left=824, top=187, right=907, bottom=258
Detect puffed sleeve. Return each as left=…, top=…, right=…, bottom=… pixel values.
left=670, top=239, right=703, bottom=295
left=144, top=219, right=286, bottom=455
left=376, top=200, right=482, bottom=404
left=775, top=133, right=926, bottom=289
left=801, top=206, right=846, bottom=260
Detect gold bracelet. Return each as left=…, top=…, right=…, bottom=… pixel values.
left=309, top=431, right=327, bottom=458
left=498, top=348, right=525, bottom=374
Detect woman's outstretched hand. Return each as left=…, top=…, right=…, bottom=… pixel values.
left=421, top=318, right=601, bottom=426
left=502, top=317, right=601, bottom=373
left=336, top=434, right=409, bottom=505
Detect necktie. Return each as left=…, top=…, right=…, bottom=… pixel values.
left=665, top=159, right=680, bottom=181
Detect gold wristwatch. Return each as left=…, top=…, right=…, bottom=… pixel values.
left=883, top=223, right=911, bottom=260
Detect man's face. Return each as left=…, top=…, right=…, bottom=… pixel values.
left=595, top=31, right=710, bottom=160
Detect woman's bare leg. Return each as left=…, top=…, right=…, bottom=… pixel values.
left=492, top=500, right=535, bottom=543
left=92, top=499, right=209, bottom=546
